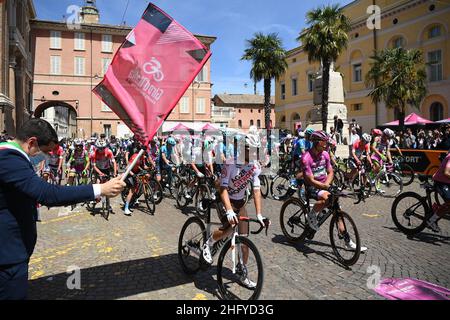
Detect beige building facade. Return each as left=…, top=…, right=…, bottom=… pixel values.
left=276, top=0, right=450, bottom=133
left=0, top=0, right=36, bottom=135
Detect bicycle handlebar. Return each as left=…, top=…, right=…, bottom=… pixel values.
left=327, top=185, right=367, bottom=205
left=238, top=217, right=270, bottom=236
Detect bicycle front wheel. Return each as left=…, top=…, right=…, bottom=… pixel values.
left=397, top=163, right=415, bottom=186
left=270, top=175, right=290, bottom=200
left=217, top=236, right=264, bottom=300
left=178, top=216, right=206, bottom=275
left=375, top=172, right=403, bottom=198
left=391, top=192, right=429, bottom=236
left=329, top=211, right=361, bottom=267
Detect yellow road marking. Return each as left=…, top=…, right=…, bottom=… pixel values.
left=30, top=270, right=45, bottom=280
left=192, top=293, right=207, bottom=300
left=40, top=212, right=88, bottom=225
left=363, top=214, right=381, bottom=218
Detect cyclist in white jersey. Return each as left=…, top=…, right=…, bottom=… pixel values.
left=201, top=133, right=270, bottom=289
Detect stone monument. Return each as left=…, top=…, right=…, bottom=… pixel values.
left=306, top=62, right=349, bottom=144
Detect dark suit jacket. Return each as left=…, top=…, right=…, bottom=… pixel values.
left=0, top=147, right=96, bottom=266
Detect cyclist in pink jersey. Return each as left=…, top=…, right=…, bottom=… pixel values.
left=428, top=152, right=450, bottom=232
left=302, top=130, right=367, bottom=251
left=302, top=131, right=334, bottom=231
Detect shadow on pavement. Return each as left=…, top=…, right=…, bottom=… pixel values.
left=28, top=253, right=220, bottom=300
left=271, top=234, right=351, bottom=270
left=383, top=226, right=450, bottom=245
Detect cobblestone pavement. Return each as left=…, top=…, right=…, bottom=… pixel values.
left=28, top=181, right=450, bottom=300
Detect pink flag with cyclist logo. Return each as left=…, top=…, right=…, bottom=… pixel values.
left=93, top=3, right=211, bottom=145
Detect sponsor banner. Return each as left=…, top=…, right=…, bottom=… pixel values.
left=391, top=149, right=447, bottom=174
left=93, top=3, right=211, bottom=145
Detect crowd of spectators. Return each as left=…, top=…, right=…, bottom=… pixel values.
left=395, top=126, right=450, bottom=150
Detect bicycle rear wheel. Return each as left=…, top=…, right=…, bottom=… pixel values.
left=375, top=172, right=403, bottom=198
left=176, top=180, right=190, bottom=209
left=391, top=192, right=429, bottom=236
left=217, top=236, right=263, bottom=300
left=143, top=183, right=156, bottom=215
left=149, top=179, right=163, bottom=204
left=102, top=197, right=110, bottom=221
left=259, top=175, right=269, bottom=198
left=178, top=216, right=206, bottom=275
left=329, top=211, right=361, bottom=267
left=194, top=184, right=211, bottom=219
left=279, top=198, right=309, bottom=243
left=270, top=174, right=290, bottom=200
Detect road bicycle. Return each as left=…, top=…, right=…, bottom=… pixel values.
left=121, top=170, right=156, bottom=215
left=391, top=175, right=448, bottom=236
left=279, top=186, right=366, bottom=267
left=392, top=156, right=415, bottom=186
left=178, top=197, right=270, bottom=300
left=176, top=166, right=216, bottom=219
left=369, top=162, right=403, bottom=198
left=87, top=172, right=113, bottom=220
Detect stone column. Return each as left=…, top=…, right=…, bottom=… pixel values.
left=307, top=63, right=349, bottom=144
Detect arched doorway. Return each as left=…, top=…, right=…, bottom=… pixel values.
left=34, top=101, right=78, bottom=140
left=430, top=102, right=444, bottom=121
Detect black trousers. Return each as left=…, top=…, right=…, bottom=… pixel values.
left=0, top=261, right=28, bottom=300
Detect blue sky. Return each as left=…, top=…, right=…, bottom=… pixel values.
left=34, top=0, right=353, bottom=95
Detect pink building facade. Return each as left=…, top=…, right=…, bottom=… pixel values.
left=212, top=94, right=275, bottom=130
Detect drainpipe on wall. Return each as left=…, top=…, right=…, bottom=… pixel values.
left=373, top=0, right=379, bottom=127
left=90, top=29, right=93, bottom=136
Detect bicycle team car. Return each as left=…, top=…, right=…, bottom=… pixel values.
left=30, top=125, right=448, bottom=300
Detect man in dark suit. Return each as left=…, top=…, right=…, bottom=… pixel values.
left=0, top=119, right=126, bottom=299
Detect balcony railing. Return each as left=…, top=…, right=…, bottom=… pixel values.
left=211, top=107, right=235, bottom=120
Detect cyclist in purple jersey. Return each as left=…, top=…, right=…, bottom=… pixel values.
left=302, top=130, right=367, bottom=251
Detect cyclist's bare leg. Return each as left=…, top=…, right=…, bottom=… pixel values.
left=311, top=192, right=330, bottom=217
left=435, top=201, right=450, bottom=217
left=238, top=206, right=249, bottom=265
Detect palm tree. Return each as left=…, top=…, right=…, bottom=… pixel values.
left=242, top=32, right=288, bottom=131
left=298, top=4, right=351, bottom=131
left=366, top=47, right=427, bottom=129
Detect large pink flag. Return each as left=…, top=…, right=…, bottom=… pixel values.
left=93, top=3, right=211, bottom=145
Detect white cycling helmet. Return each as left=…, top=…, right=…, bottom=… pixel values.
left=362, top=133, right=372, bottom=143
left=383, top=128, right=395, bottom=138
left=248, top=125, right=258, bottom=135
left=245, top=133, right=261, bottom=148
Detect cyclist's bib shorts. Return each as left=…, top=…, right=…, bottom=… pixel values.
left=306, top=186, right=328, bottom=201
